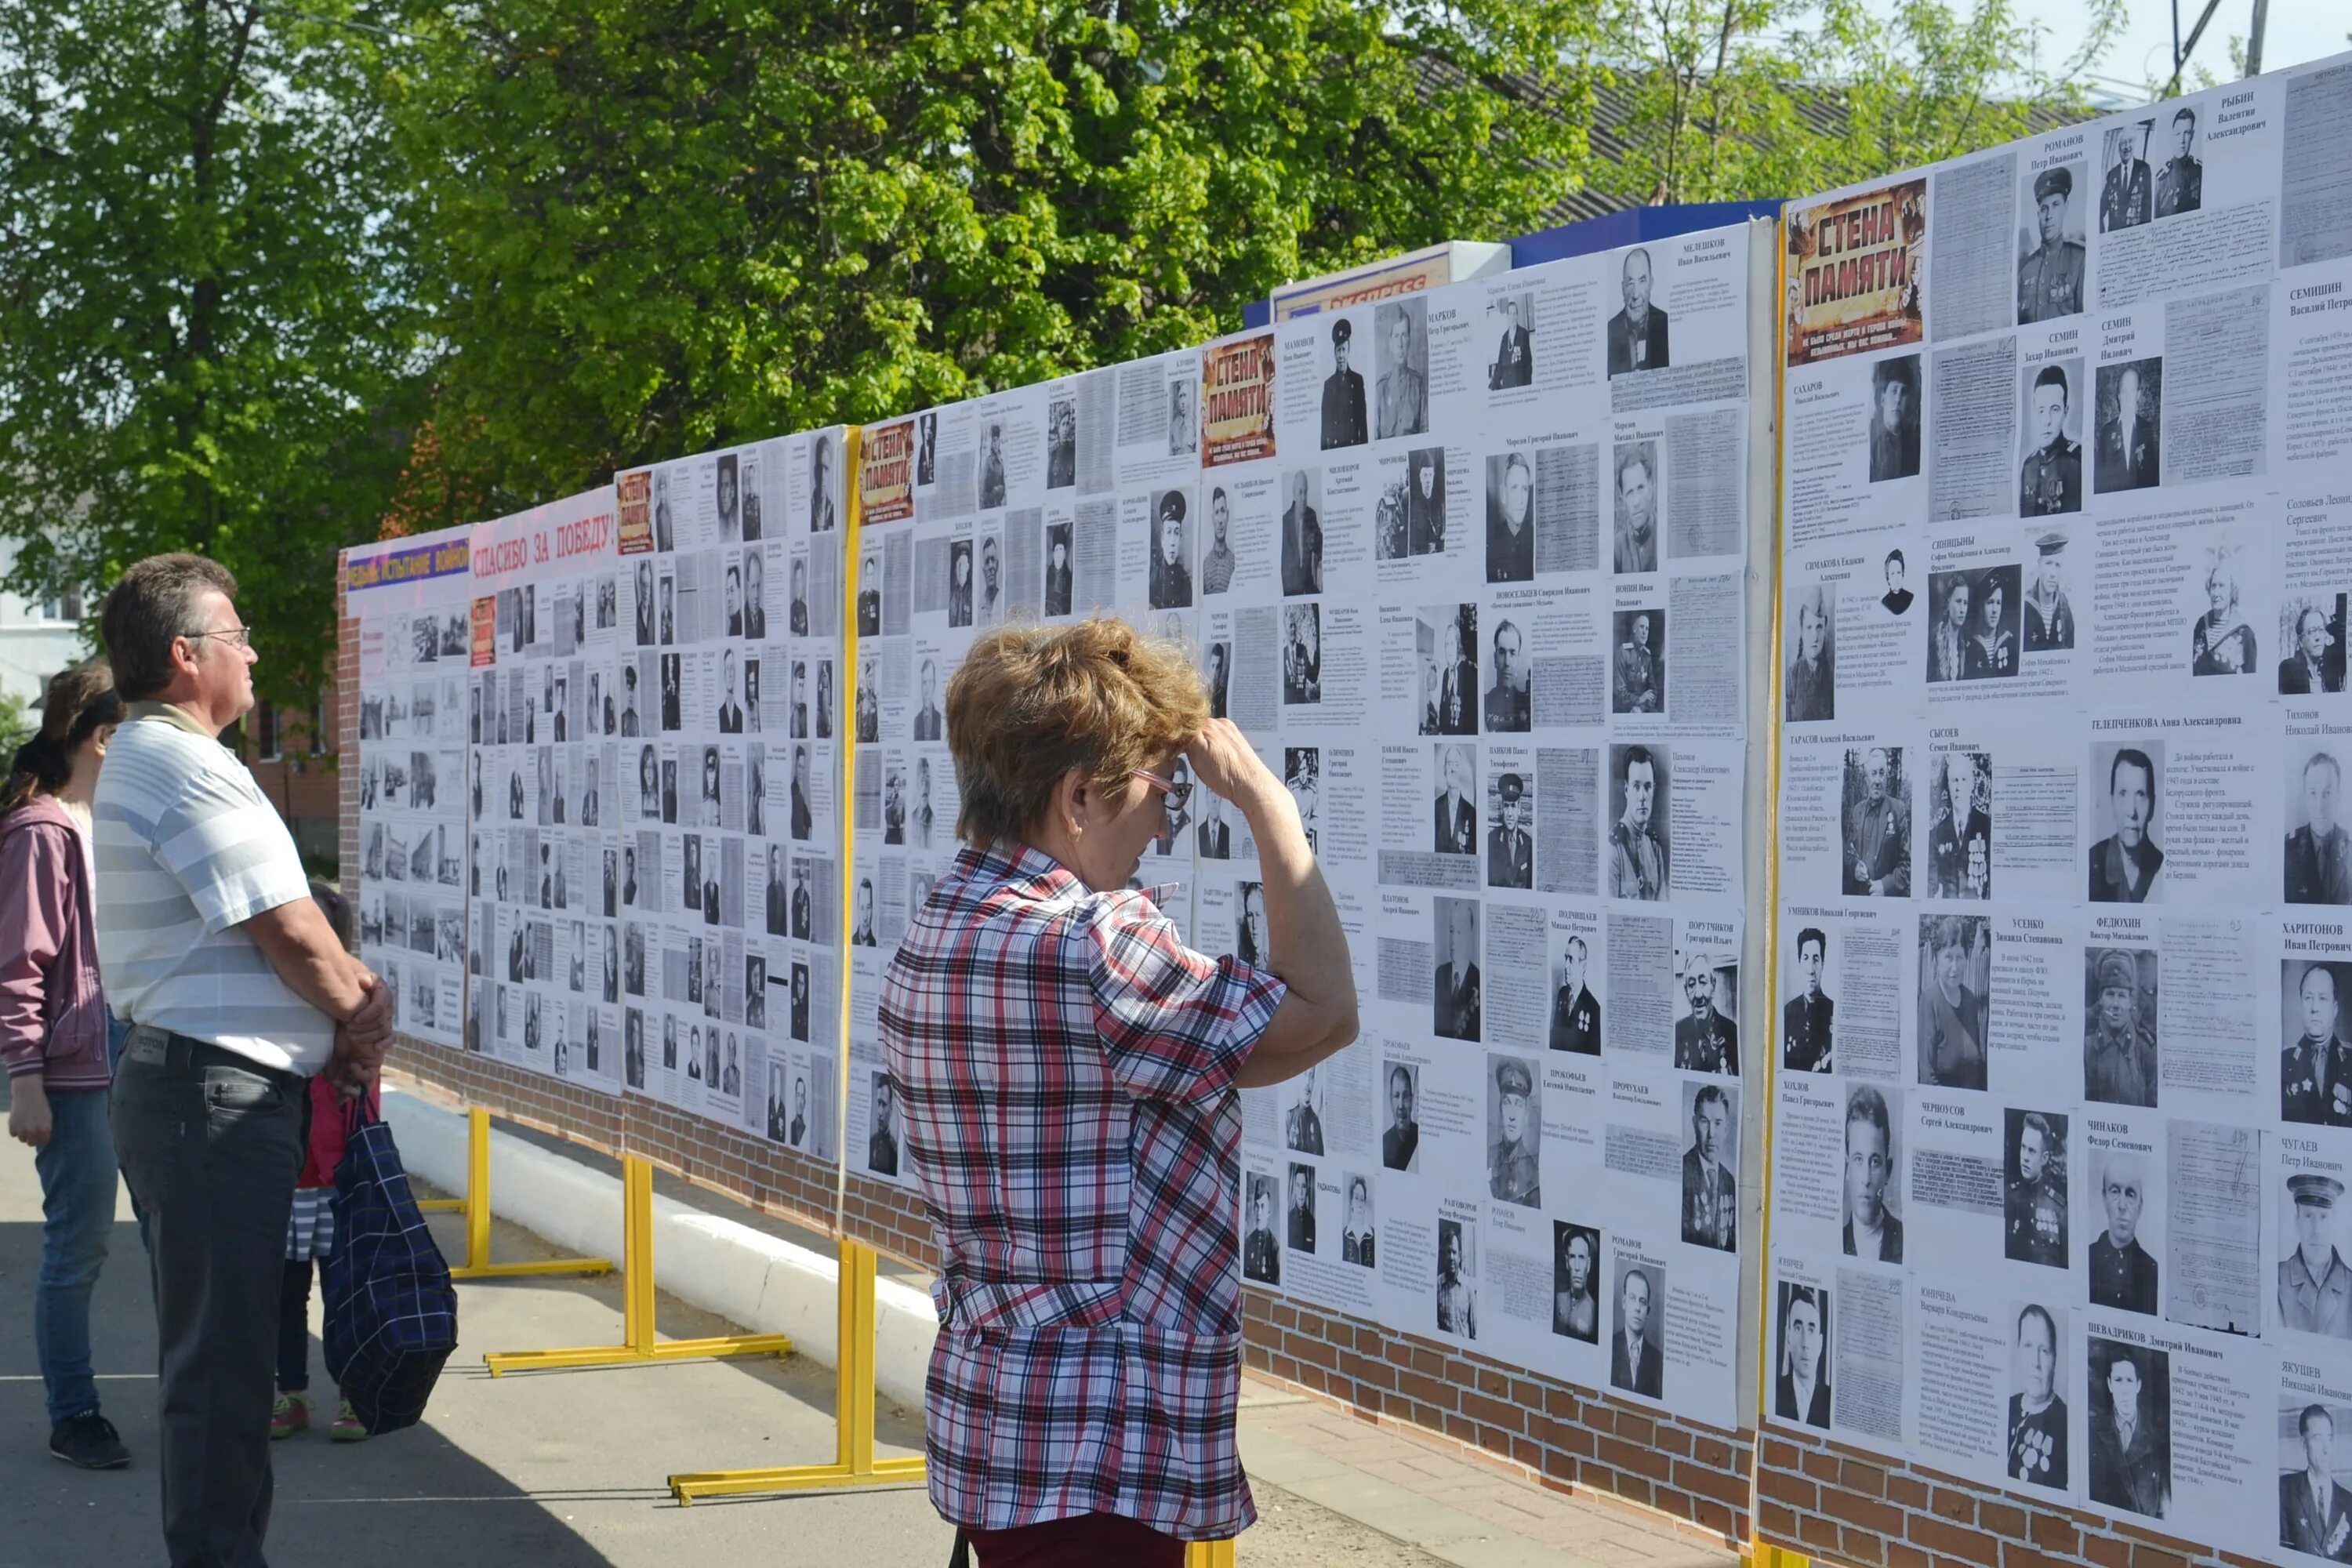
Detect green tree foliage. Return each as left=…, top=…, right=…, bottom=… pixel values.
left=1597, top=0, right=2126, bottom=206
left=391, top=0, right=1604, bottom=503
left=0, top=0, right=426, bottom=706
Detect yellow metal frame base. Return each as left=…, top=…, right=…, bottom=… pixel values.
left=437, top=1109, right=614, bottom=1282
left=1185, top=1543, right=1237, bottom=1567
left=484, top=1155, right=789, bottom=1377
left=668, top=1239, right=924, bottom=1502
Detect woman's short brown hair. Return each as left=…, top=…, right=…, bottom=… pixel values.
left=948, top=619, right=1207, bottom=848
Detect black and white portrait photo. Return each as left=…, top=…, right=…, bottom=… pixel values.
left=1868, top=355, right=1920, bottom=481
left=1436, top=1218, right=1477, bottom=1339
left=1167, top=376, right=1196, bottom=457
left=2095, top=358, right=2162, bottom=495
left=2089, top=1151, right=2158, bottom=1316
left=2154, top=105, right=2201, bottom=216
left=1486, top=771, right=1532, bottom=891
left=2024, top=532, right=2075, bottom=649
left=2004, top=1109, right=2068, bottom=1269
left=1279, top=466, right=1323, bottom=597
left=1338, top=1174, right=1375, bottom=1267
left=1236, top=881, right=1267, bottom=968
left=1487, top=292, right=1533, bottom=391
left=1773, top=1283, right=1830, bottom=1428
left=1480, top=452, right=1538, bottom=589
left=1612, top=441, right=1659, bottom=575
left=1783, top=925, right=1835, bottom=1072
left=2020, top=361, right=2085, bottom=517
left=1285, top=1161, right=1317, bottom=1254
left=1927, top=751, right=1991, bottom=900
left=2192, top=548, right=2258, bottom=677
left=1784, top=583, right=1833, bottom=722
left=2097, top=122, right=2154, bottom=233
left=1375, top=299, right=1428, bottom=440
left=1047, top=397, right=1077, bottom=489
left=1929, top=564, right=2020, bottom=682
left=1608, top=744, right=1669, bottom=901
left=1243, top=1174, right=1279, bottom=1285
left=2088, top=1337, right=2171, bottom=1519
left=1843, top=1083, right=1901, bottom=1261
left=1680, top=1082, right=1737, bottom=1251
left=1420, top=604, right=1479, bottom=736
left=808, top=433, right=838, bottom=533
left=1613, top=609, right=1664, bottom=715
left=1381, top=1062, right=1420, bottom=1173
left=2281, top=1172, right=2352, bottom=1340
left=1918, top=915, right=1990, bottom=1091
left=2009, top=1305, right=2068, bottom=1490
left=2289, top=746, right=2352, bottom=906
left=2281, top=597, right=2347, bottom=695
left=1433, top=897, right=1481, bottom=1043
left=1610, top=1259, right=1663, bottom=1398
left=1282, top=604, right=1321, bottom=706
left=1486, top=1054, right=1539, bottom=1207
left=978, top=422, right=1007, bottom=509
left=1881, top=548, right=1914, bottom=616
left=1675, top=950, right=1738, bottom=1075
left=1319, top=315, right=1367, bottom=449
left=2283, top=961, right=2352, bottom=1127
left=1433, top=743, right=1477, bottom=857
left=1407, top=447, right=1448, bottom=556
left=1283, top=1062, right=1324, bottom=1156
left=2278, top=1401, right=2352, bottom=1560
left=1553, top=1224, right=1601, bottom=1342
left=1044, top=521, right=1073, bottom=617
left=1842, top=746, right=1909, bottom=897
left=946, top=539, right=974, bottom=628
left=1606, top=246, right=1668, bottom=377
left=916, top=412, right=937, bottom=487
left=1484, top=616, right=1530, bottom=734
left=2088, top=741, right=2164, bottom=902
left=1147, top=489, right=1192, bottom=609
left=2083, top=948, right=2158, bottom=1108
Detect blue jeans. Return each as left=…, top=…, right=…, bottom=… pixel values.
left=33, top=1080, right=120, bottom=1425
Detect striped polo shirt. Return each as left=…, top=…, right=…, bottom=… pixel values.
left=93, top=701, right=333, bottom=1073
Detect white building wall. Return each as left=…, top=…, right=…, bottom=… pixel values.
left=0, top=539, right=93, bottom=706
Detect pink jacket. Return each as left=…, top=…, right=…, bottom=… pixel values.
left=0, top=796, right=109, bottom=1091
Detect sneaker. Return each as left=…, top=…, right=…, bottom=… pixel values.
left=329, top=1400, right=368, bottom=1443
left=270, top=1392, right=312, bottom=1440
left=49, top=1414, right=130, bottom=1470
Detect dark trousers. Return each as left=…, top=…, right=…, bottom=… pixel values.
left=111, top=1028, right=307, bottom=1568
left=963, top=1513, right=1187, bottom=1568
left=277, top=1260, right=314, bottom=1394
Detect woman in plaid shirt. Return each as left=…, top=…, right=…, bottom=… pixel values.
left=882, top=619, right=1359, bottom=1566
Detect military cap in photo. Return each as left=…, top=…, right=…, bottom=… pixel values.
left=2034, top=166, right=2073, bottom=201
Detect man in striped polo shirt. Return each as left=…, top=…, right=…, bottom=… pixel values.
left=94, top=554, right=392, bottom=1568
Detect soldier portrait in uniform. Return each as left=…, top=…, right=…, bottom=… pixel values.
left=1610, top=1261, right=1664, bottom=1398
left=1842, top=746, right=1911, bottom=897
left=2009, top=1305, right=2069, bottom=1490
left=1613, top=609, right=1664, bottom=714
left=1774, top=1283, right=1831, bottom=1429
left=1167, top=379, right=1196, bottom=457
left=1605, top=246, right=1670, bottom=377
left=1928, top=752, right=1992, bottom=901
left=1554, top=1225, right=1601, bottom=1343
left=1436, top=1220, right=1478, bottom=1340
left=2004, top=1110, right=2068, bottom=1269
left=1785, top=583, right=1834, bottom=723
left=1485, top=452, right=1535, bottom=584
left=1285, top=1163, right=1317, bottom=1254
left=1146, top=489, right=1191, bottom=610
left=1283, top=604, right=1321, bottom=706
left=1675, top=952, right=1738, bottom=1075
left=2155, top=106, right=2201, bottom=217
left=1486, top=1055, right=1541, bottom=1207
left=1236, top=882, right=1268, bottom=968
left=1375, top=299, right=1428, bottom=440
left=2017, top=162, right=2086, bottom=323
left=1279, top=466, right=1323, bottom=597
left=2098, top=122, right=2154, bottom=233
left=2289, top=749, right=2352, bottom=906
left=1920, top=915, right=1990, bottom=1091
left=2281, top=600, right=2347, bottom=695
left=1319, top=314, right=1367, bottom=450
left=2088, top=1338, right=2170, bottom=1520
left=1868, top=355, right=1920, bottom=481
left=1046, top=397, right=1076, bottom=489
left=1844, top=1085, right=1903, bottom=1261
left=1486, top=772, right=1534, bottom=891
left=1242, top=1174, right=1280, bottom=1286
left=1381, top=1062, right=1421, bottom=1173
left=2089, top=1152, right=2159, bottom=1316
left=1434, top=897, right=1482, bottom=1044
left=2095, top=358, right=2162, bottom=495
left=1680, top=1083, right=1737, bottom=1252
left=1613, top=441, right=1660, bottom=575
left=1784, top=927, right=1834, bottom=1073
left=2281, top=1403, right=2352, bottom=1561
left=1407, top=446, right=1448, bottom=557
left=2020, top=362, right=2084, bottom=517
left=2282, top=1174, right=2352, bottom=1341
left=2089, top=743, right=2165, bottom=902
left=2084, top=948, right=2158, bottom=1108
left=1609, top=744, right=1670, bottom=901
left=2024, top=532, right=2075, bottom=651
left=1433, top=742, right=1477, bottom=856
left=1487, top=292, right=1533, bottom=391
left=1283, top=1063, right=1324, bottom=1156
left=1484, top=617, right=1531, bottom=734
left=1421, top=604, right=1479, bottom=737
left=1550, top=934, right=1602, bottom=1056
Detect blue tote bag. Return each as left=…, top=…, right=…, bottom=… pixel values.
left=323, top=1099, right=459, bottom=1436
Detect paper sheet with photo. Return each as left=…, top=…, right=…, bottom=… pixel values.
left=1768, top=53, right=2352, bottom=1565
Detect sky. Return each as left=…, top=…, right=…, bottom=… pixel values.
left=2030, top=0, right=2347, bottom=102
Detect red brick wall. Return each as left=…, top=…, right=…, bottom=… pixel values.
left=1757, top=1425, right=2257, bottom=1568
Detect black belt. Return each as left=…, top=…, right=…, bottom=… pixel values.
left=122, top=1023, right=307, bottom=1096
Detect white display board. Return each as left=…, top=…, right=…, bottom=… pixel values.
left=1767, top=50, right=2352, bottom=1563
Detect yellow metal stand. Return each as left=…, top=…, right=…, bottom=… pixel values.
left=667, top=1238, right=924, bottom=1501
left=441, top=1108, right=615, bottom=1281
left=484, top=1154, right=791, bottom=1375
left=1185, top=1542, right=1237, bottom=1567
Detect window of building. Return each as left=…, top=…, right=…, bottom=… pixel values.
left=41, top=587, right=82, bottom=621
left=256, top=702, right=281, bottom=761
left=311, top=694, right=329, bottom=754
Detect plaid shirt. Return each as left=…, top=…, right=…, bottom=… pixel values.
left=880, top=842, right=1285, bottom=1540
